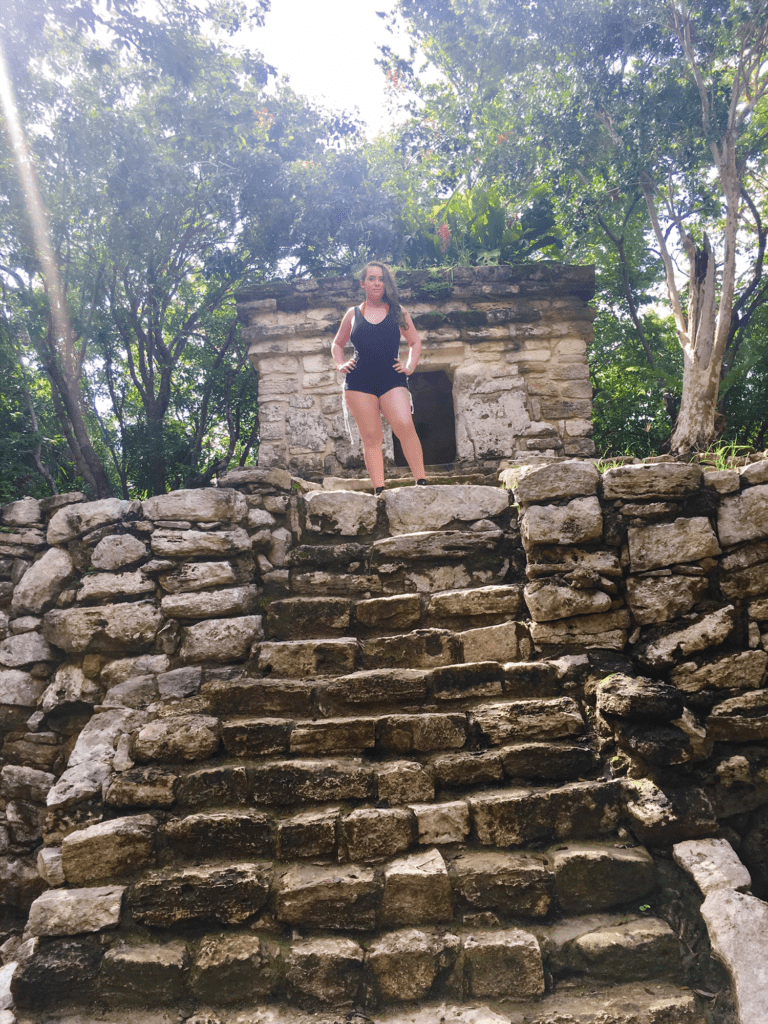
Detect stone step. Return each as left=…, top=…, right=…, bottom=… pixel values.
left=12, top=984, right=704, bottom=1024
left=253, top=621, right=533, bottom=676
left=217, top=696, right=585, bottom=758
left=201, top=660, right=571, bottom=718
left=263, top=585, right=524, bottom=640
left=13, top=899, right=685, bottom=1013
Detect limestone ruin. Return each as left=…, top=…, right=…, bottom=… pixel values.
left=238, top=265, right=596, bottom=479
left=2, top=456, right=768, bottom=1022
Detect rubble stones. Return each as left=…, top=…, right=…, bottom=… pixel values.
left=90, top=534, right=148, bottom=570
left=706, top=689, right=768, bottom=741
left=178, top=615, right=262, bottom=662
left=636, top=606, right=735, bottom=669
left=626, top=574, right=708, bottom=625
left=47, top=498, right=141, bottom=545
left=524, top=580, right=611, bottom=622
left=671, top=650, right=768, bottom=692
left=303, top=490, right=377, bottom=535
left=596, top=675, right=684, bottom=721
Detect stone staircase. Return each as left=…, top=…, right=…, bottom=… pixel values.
left=8, top=485, right=707, bottom=1024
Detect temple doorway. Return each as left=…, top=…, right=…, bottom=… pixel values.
left=393, top=370, right=457, bottom=467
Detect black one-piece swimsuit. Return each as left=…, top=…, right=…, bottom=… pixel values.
left=344, top=307, right=407, bottom=398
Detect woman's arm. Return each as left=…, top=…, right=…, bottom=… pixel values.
left=331, top=308, right=356, bottom=373
left=394, top=309, right=422, bottom=375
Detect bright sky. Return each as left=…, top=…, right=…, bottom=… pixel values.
left=252, top=0, right=405, bottom=135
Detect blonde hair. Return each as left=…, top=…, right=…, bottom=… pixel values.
left=360, top=262, right=404, bottom=327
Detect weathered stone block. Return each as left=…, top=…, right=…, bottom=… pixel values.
left=626, top=573, right=708, bottom=624
left=160, top=585, right=259, bottom=620
left=381, top=849, right=453, bottom=926
left=100, top=940, right=188, bottom=1004
left=303, top=490, right=378, bottom=535
left=524, top=579, right=611, bottom=622
left=362, top=629, right=463, bottom=670
left=509, top=460, right=599, bottom=504
left=550, top=841, right=655, bottom=913
left=163, top=809, right=275, bottom=860
left=47, top=497, right=140, bottom=545
left=12, top=548, right=74, bottom=614
left=277, top=864, right=381, bottom=931
left=409, top=801, right=470, bottom=845
left=367, top=929, right=458, bottom=1002
left=472, top=697, right=584, bottom=745
left=602, top=463, right=703, bottom=499
left=290, top=716, right=376, bottom=755
left=429, top=750, right=504, bottom=787
left=707, top=689, right=768, bottom=741
left=175, top=765, right=249, bottom=808
left=256, top=638, right=358, bottom=677
left=151, top=527, right=251, bottom=558
left=189, top=933, right=278, bottom=1002
left=178, top=615, right=262, bottom=663
left=459, top=621, right=528, bottom=663
left=130, top=864, right=271, bottom=926
left=285, top=937, right=364, bottom=1009
left=61, top=814, right=156, bottom=884
left=451, top=850, right=553, bottom=918
left=570, top=918, right=680, bottom=980
left=105, top=767, right=178, bottom=809
left=11, top=936, right=103, bottom=1008
left=596, top=675, right=684, bottom=721
left=28, top=885, right=124, bottom=936
left=355, top=593, right=422, bottom=631
left=521, top=496, right=602, bottom=550
left=340, top=807, right=415, bottom=862
left=277, top=807, right=339, bottom=859
left=636, top=606, right=735, bottom=669
left=426, top=585, right=523, bottom=626
left=252, top=759, right=374, bottom=806
left=378, top=713, right=467, bottom=753
left=159, top=561, right=237, bottom=593
left=628, top=518, right=720, bottom=573
left=700, top=888, right=768, bottom=1024
left=43, top=602, right=163, bottom=654
left=377, top=761, right=435, bottom=804
left=221, top=717, right=292, bottom=757
left=383, top=484, right=509, bottom=536
left=500, top=742, right=596, bottom=781
left=143, top=487, right=247, bottom=523
left=132, top=715, right=221, bottom=763
left=471, top=781, right=622, bottom=847
left=718, top=483, right=768, bottom=546
left=673, top=838, right=751, bottom=895
left=464, top=929, right=545, bottom=998
left=266, top=596, right=352, bottom=638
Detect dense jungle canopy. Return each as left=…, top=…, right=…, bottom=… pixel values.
left=1, top=0, right=767, bottom=499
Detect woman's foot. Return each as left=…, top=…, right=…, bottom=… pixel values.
left=416, top=478, right=427, bottom=486
left=375, top=485, right=385, bottom=495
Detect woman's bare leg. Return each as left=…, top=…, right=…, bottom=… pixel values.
left=344, top=390, right=385, bottom=489
left=380, top=387, right=426, bottom=482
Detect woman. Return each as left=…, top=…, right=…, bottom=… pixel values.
left=331, top=262, right=427, bottom=494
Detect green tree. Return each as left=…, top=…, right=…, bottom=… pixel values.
left=389, top=0, right=768, bottom=452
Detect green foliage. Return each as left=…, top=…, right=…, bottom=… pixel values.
left=590, top=311, right=682, bottom=458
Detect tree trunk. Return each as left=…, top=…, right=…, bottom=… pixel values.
left=669, top=347, right=721, bottom=451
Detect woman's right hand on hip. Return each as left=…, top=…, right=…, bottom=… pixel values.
left=335, top=357, right=356, bottom=373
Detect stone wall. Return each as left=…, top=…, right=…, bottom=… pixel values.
left=1, top=460, right=768, bottom=1018
left=236, top=264, right=597, bottom=479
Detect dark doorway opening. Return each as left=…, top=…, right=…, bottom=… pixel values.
left=394, top=370, right=456, bottom=467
